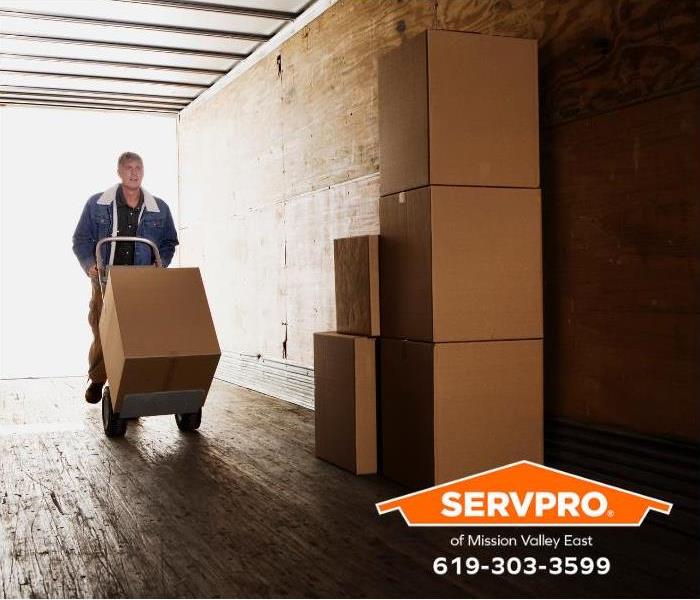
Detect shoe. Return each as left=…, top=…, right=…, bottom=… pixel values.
left=85, top=380, right=105, bottom=404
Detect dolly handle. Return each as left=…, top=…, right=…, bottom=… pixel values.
left=95, top=236, right=163, bottom=270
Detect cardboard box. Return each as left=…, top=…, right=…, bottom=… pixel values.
left=99, top=267, right=221, bottom=415
left=334, top=235, right=380, bottom=337
left=380, top=338, right=543, bottom=489
left=379, top=185, right=542, bottom=342
left=378, top=30, right=539, bottom=196
left=314, top=332, right=377, bottom=474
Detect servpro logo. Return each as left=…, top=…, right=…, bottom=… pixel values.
left=376, top=461, right=672, bottom=527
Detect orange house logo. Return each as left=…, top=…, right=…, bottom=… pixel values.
left=376, top=461, right=672, bottom=527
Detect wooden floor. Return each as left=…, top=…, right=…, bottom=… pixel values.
left=0, top=378, right=697, bottom=598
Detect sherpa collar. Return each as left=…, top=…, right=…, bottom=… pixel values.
left=96, top=183, right=159, bottom=212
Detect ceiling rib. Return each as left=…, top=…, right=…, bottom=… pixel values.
left=111, top=0, right=298, bottom=20
left=0, top=68, right=208, bottom=88
left=0, top=98, right=178, bottom=113
left=0, top=8, right=270, bottom=41
left=0, top=53, right=227, bottom=75
left=0, top=33, right=246, bottom=59
left=0, top=90, right=186, bottom=106
left=0, top=0, right=314, bottom=113
left=0, top=95, right=183, bottom=111
left=0, top=85, right=194, bottom=102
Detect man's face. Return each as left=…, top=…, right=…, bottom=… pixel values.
left=118, top=159, right=144, bottom=191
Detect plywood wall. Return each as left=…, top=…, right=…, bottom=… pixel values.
left=179, top=0, right=435, bottom=366
left=542, top=89, right=700, bottom=440
left=178, top=0, right=700, bottom=440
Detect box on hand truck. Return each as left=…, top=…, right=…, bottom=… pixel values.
left=96, top=236, right=221, bottom=437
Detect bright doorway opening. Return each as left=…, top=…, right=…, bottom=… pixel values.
left=0, top=106, right=178, bottom=379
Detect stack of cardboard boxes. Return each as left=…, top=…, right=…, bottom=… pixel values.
left=377, top=30, right=544, bottom=488
left=314, top=30, right=543, bottom=488
left=314, top=235, right=380, bottom=475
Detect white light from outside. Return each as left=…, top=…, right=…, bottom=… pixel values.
left=0, top=105, right=178, bottom=379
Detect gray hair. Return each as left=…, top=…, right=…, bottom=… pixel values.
left=117, top=151, right=143, bottom=167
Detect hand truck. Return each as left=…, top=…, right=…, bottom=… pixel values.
left=95, top=236, right=203, bottom=437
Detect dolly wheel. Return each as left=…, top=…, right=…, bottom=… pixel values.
left=102, top=387, right=127, bottom=438
left=175, top=409, right=202, bottom=432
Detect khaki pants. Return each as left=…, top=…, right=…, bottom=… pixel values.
left=87, top=279, right=107, bottom=383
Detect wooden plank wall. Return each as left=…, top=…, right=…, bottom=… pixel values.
left=178, top=0, right=700, bottom=441
left=542, top=90, right=700, bottom=440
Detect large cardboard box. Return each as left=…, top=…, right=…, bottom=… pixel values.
left=99, top=267, right=221, bottom=415
left=334, top=235, right=380, bottom=336
left=380, top=338, right=543, bottom=489
left=379, top=185, right=542, bottom=342
left=378, top=30, right=539, bottom=196
left=314, top=332, right=377, bottom=474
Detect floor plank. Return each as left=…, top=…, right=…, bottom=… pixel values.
left=0, top=378, right=697, bottom=598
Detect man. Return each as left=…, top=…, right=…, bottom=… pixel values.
left=72, top=152, right=179, bottom=403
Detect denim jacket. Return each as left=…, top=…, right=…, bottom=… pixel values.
left=72, top=184, right=179, bottom=274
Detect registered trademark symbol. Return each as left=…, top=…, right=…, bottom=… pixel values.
left=607, top=509, right=615, bottom=517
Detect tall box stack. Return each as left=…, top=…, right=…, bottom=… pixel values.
left=378, top=30, right=543, bottom=489
left=313, top=236, right=380, bottom=475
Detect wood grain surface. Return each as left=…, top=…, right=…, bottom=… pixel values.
left=0, top=377, right=697, bottom=598
left=438, top=0, right=700, bottom=125
left=542, top=88, right=700, bottom=440
left=176, top=0, right=699, bottom=438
